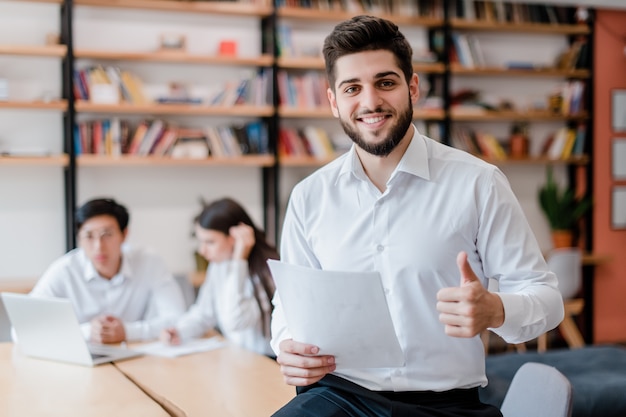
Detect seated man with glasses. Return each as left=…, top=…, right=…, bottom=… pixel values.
left=30, top=198, right=186, bottom=344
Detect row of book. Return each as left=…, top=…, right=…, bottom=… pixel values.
left=450, top=34, right=589, bottom=71
left=274, top=0, right=443, bottom=17
left=73, top=66, right=148, bottom=104
left=277, top=70, right=329, bottom=109
left=449, top=1, right=580, bottom=25
left=74, top=65, right=273, bottom=107
left=451, top=125, right=507, bottom=160
left=542, top=124, right=587, bottom=160
left=74, top=119, right=270, bottom=158
left=451, top=124, right=587, bottom=161
left=278, top=126, right=336, bottom=159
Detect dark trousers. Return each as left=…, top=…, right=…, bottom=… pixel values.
left=272, top=374, right=503, bottom=417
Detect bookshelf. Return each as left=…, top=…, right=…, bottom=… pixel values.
left=68, top=0, right=277, bottom=273
left=0, top=0, right=68, bottom=280
left=445, top=1, right=593, bottom=250
left=1, top=0, right=596, bottom=281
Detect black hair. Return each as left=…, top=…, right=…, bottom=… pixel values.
left=75, top=198, right=129, bottom=234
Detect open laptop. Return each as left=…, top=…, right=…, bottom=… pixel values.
left=1, top=292, right=143, bottom=366
left=0, top=296, right=12, bottom=342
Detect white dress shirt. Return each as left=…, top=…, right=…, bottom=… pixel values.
left=175, top=259, right=273, bottom=356
left=271, top=127, right=564, bottom=392
left=30, top=245, right=186, bottom=341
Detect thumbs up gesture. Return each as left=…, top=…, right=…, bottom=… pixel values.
left=436, top=251, right=505, bottom=338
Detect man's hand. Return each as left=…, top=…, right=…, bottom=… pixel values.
left=436, top=251, right=505, bottom=337
left=276, top=339, right=336, bottom=386
left=90, top=315, right=126, bottom=344
left=160, top=327, right=181, bottom=345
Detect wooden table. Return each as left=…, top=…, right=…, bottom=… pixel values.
left=0, top=343, right=169, bottom=417
left=115, top=344, right=295, bottom=417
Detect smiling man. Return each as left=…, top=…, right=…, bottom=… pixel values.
left=270, top=15, right=564, bottom=417
left=30, top=198, right=186, bottom=344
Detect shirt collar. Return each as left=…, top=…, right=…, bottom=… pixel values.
left=337, top=124, right=431, bottom=184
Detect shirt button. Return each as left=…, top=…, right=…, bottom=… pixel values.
left=394, top=369, right=402, bottom=376
left=377, top=245, right=384, bottom=252
left=384, top=288, right=390, bottom=295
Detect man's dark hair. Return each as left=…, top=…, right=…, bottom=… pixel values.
left=322, top=15, right=414, bottom=91
left=75, top=198, right=129, bottom=233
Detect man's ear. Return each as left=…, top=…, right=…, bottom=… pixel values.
left=327, top=88, right=339, bottom=118
left=409, top=73, right=420, bottom=105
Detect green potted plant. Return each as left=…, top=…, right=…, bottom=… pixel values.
left=538, top=166, right=592, bottom=248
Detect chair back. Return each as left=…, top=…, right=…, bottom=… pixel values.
left=500, top=362, right=573, bottom=417
left=547, top=248, right=582, bottom=300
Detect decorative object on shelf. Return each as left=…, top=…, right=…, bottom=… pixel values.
left=45, top=32, right=60, bottom=46
left=538, top=165, right=592, bottom=248
left=508, top=122, right=529, bottom=159
left=218, top=39, right=238, bottom=56
left=159, top=33, right=186, bottom=52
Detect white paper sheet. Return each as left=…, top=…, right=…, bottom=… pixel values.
left=268, top=259, right=405, bottom=369
left=133, top=337, right=227, bottom=358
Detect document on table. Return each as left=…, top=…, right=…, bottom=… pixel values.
left=133, top=336, right=227, bottom=358
left=268, top=259, right=404, bottom=369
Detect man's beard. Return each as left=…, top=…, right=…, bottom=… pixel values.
left=339, top=97, right=413, bottom=157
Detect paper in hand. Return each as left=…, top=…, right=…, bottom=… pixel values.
left=268, top=259, right=404, bottom=369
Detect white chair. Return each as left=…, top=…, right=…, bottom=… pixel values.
left=500, top=362, right=573, bottom=417
left=538, top=248, right=585, bottom=352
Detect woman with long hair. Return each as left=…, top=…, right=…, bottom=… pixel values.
left=161, top=198, right=278, bottom=356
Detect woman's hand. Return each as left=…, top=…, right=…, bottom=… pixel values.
left=230, top=223, right=255, bottom=260
left=160, top=327, right=181, bottom=345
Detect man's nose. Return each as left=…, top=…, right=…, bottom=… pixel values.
left=360, top=86, right=383, bottom=110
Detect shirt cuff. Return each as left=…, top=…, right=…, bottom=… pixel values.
left=488, top=292, right=524, bottom=342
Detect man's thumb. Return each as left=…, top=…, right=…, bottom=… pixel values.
left=457, top=251, right=478, bottom=286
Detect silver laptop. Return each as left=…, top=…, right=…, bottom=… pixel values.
left=0, top=296, right=12, bottom=342
left=1, top=292, right=143, bottom=366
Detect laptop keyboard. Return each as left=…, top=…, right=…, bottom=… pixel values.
left=90, top=352, right=109, bottom=360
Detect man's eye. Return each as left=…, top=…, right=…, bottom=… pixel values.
left=344, top=86, right=359, bottom=94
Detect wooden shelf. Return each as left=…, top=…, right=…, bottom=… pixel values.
left=0, top=100, right=67, bottom=111
left=450, top=65, right=590, bottom=79
left=279, top=155, right=339, bottom=167
left=450, top=19, right=590, bottom=35
left=450, top=109, right=588, bottom=122
left=74, top=49, right=273, bottom=66
left=414, top=62, right=446, bottom=74
left=278, top=107, right=445, bottom=120
left=75, top=101, right=274, bottom=116
left=77, top=154, right=275, bottom=167
left=0, top=44, right=66, bottom=57
left=486, top=155, right=589, bottom=166
left=6, top=0, right=63, bottom=3
left=0, top=154, right=68, bottom=166
left=277, top=6, right=443, bottom=27
left=0, top=277, right=39, bottom=294
left=278, top=56, right=445, bottom=74
left=414, top=108, right=445, bottom=120
left=277, top=56, right=325, bottom=70
left=279, top=106, right=333, bottom=118
left=74, top=0, right=273, bottom=17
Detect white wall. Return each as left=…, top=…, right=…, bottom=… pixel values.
left=0, top=3, right=67, bottom=280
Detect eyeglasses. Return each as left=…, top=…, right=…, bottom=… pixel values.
left=78, top=228, right=118, bottom=243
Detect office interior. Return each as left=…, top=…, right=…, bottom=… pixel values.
left=0, top=0, right=625, bottom=350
